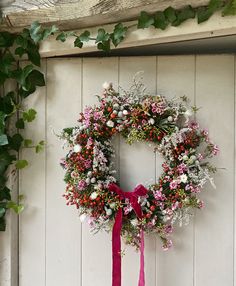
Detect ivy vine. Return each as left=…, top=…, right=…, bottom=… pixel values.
left=0, top=22, right=57, bottom=231
left=0, top=0, right=236, bottom=232
left=56, top=0, right=236, bottom=52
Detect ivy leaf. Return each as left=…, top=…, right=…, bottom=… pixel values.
left=0, top=111, right=7, bottom=134
left=29, top=21, right=42, bottom=44
left=0, top=217, right=6, bottom=231
left=172, top=5, right=195, bottom=26
left=97, top=40, right=111, bottom=52
left=137, top=11, right=154, bottom=28
left=23, top=109, right=37, bottom=122
left=96, top=28, right=110, bottom=43
left=153, top=11, right=168, bottom=30
left=0, top=52, right=15, bottom=75
left=164, top=7, right=177, bottom=24
left=0, top=151, right=15, bottom=174
left=222, top=0, right=236, bottom=15
left=74, top=37, right=83, bottom=48
left=0, top=32, right=15, bottom=47
left=0, top=207, right=6, bottom=218
left=7, top=201, right=24, bottom=214
left=15, top=35, right=28, bottom=49
left=56, top=31, right=76, bottom=42
left=8, top=133, right=24, bottom=151
left=0, top=91, right=16, bottom=115
left=79, top=30, right=90, bottom=42
left=35, top=140, right=44, bottom=153
left=15, top=160, right=28, bottom=169
left=0, top=72, right=8, bottom=86
left=197, top=7, right=213, bottom=23
left=15, top=47, right=25, bottom=57
left=27, top=70, right=45, bottom=87
left=15, top=118, right=25, bottom=129
left=24, top=139, right=33, bottom=147
left=41, top=25, right=58, bottom=41
left=0, top=187, right=11, bottom=201
left=0, top=135, right=8, bottom=146
left=111, top=23, right=128, bottom=47
left=11, top=64, right=34, bottom=87
left=27, top=42, right=41, bottom=67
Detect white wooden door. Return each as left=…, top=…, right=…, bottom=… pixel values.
left=18, top=55, right=235, bottom=286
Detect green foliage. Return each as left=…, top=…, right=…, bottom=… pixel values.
left=56, top=0, right=236, bottom=52
left=0, top=22, right=55, bottom=231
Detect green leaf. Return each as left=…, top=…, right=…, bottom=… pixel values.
left=0, top=111, right=7, bottom=134
left=96, top=28, right=110, bottom=43
left=0, top=32, right=15, bottom=47
left=0, top=151, right=15, bottom=174
left=15, top=118, right=25, bottom=129
left=97, top=40, right=111, bottom=52
left=0, top=135, right=8, bottom=146
left=15, top=46, right=26, bottom=58
left=137, top=11, right=154, bottom=28
left=0, top=71, right=7, bottom=86
left=24, top=139, right=33, bottom=147
left=27, top=70, right=45, bottom=87
left=27, top=42, right=41, bottom=67
left=56, top=32, right=67, bottom=42
left=74, top=37, right=83, bottom=48
left=0, top=207, right=5, bottom=218
left=29, top=21, right=42, bottom=44
left=111, top=23, right=128, bottom=47
left=41, top=25, right=58, bottom=41
left=164, top=7, right=177, bottom=23
left=79, top=30, right=90, bottom=42
left=0, top=187, right=11, bottom=201
left=208, top=0, right=224, bottom=10
left=8, top=133, right=24, bottom=151
left=23, top=108, right=37, bottom=122
left=11, top=64, right=34, bottom=87
left=15, top=35, right=28, bottom=49
left=7, top=201, right=24, bottom=214
left=172, top=5, right=195, bottom=26
left=153, top=11, right=168, bottom=30
left=35, top=140, right=44, bottom=153
left=222, top=0, right=236, bottom=15
left=0, top=52, right=15, bottom=74
left=0, top=91, right=16, bottom=115
left=0, top=217, right=6, bottom=231
left=15, top=160, right=28, bottom=169
left=197, top=7, right=214, bottom=23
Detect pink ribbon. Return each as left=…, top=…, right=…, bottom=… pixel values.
left=109, top=183, right=147, bottom=286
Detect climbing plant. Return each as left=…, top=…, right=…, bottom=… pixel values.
left=0, top=22, right=57, bottom=231
left=56, top=0, right=236, bottom=52
left=0, top=0, right=236, bottom=232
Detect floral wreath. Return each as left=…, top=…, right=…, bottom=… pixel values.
left=60, top=80, right=218, bottom=286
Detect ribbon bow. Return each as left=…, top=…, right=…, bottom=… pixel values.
left=109, top=183, right=148, bottom=286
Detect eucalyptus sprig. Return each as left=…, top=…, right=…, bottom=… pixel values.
left=0, top=21, right=56, bottom=231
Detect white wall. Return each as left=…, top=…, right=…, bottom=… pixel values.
left=4, top=55, right=234, bottom=286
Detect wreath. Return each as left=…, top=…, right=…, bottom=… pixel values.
left=60, top=80, right=218, bottom=286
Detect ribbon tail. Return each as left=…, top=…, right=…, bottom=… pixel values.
left=138, top=229, right=145, bottom=286
left=112, top=208, right=123, bottom=286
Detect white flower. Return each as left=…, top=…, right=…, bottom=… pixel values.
left=168, top=116, right=173, bottom=122
left=109, top=202, right=116, bottom=209
left=123, top=110, right=128, bottom=115
left=130, top=218, right=138, bottom=227
left=106, top=208, right=112, bottom=216
left=148, top=118, right=155, bottom=125
left=113, top=103, right=119, bottom=110
left=85, top=178, right=91, bottom=184
left=90, top=191, right=98, bottom=200
left=184, top=109, right=193, bottom=122
left=106, top=120, right=114, bottom=128
left=182, top=155, right=188, bottom=161
left=79, top=213, right=87, bottom=222
left=118, top=111, right=123, bottom=118
left=103, top=82, right=112, bottom=89
left=87, top=171, right=93, bottom=178
left=91, top=177, right=96, bottom=183
left=73, top=144, right=82, bottom=153
left=179, top=174, right=188, bottom=183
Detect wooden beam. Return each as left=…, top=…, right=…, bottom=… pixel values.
left=39, top=12, right=236, bottom=58
left=1, top=0, right=210, bottom=32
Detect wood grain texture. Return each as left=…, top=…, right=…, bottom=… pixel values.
left=1, top=0, right=209, bottom=31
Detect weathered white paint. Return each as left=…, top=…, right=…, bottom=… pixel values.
left=38, top=13, right=236, bottom=58
left=1, top=55, right=233, bottom=286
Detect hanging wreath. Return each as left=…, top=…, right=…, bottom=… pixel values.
left=60, top=80, right=218, bottom=286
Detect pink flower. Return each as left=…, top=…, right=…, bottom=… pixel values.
left=212, top=144, right=219, bottom=156
left=177, top=163, right=187, bottom=174
left=77, top=180, right=87, bottom=190
left=188, top=121, right=199, bottom=130
left=162, top=239, right=173, bottom=251
left=169, top=180, right=178, bottom=190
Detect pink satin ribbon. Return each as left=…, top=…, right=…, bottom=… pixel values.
left=109, top=183, right=147, bottom=286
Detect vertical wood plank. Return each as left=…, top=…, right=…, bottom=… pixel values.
left=156, top=55, right=195, bottom=286
left=119, top=56, right=157, bottom=286
left=81, top=57, right=119, bottom=286
left=46, top=58, right=82, bottom=286
left=18, top=60, right=46, bottom=286
left=195, top=55, right=234, bottom=286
